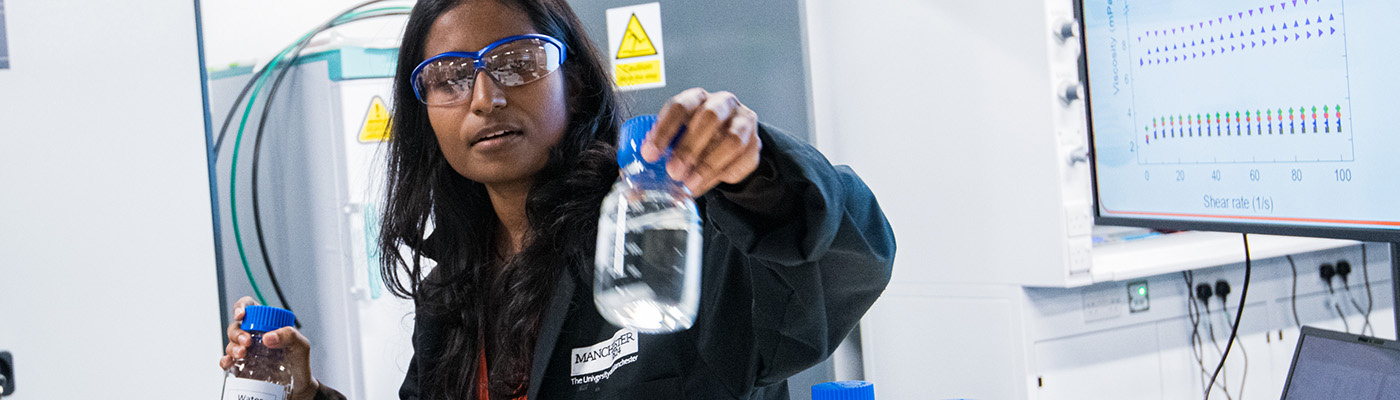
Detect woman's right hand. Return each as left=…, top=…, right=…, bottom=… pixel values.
left=219, top=296, right=322, bottom=400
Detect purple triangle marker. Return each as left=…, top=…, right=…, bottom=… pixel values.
left=1307, top=31, right=1312, bottom=38
left=1319, top=29, right=1324, bottom=36
left=1274, top=38, right=1278, bottom=44
left=1330, top=27, right=1335, bottom=34
left=1250, top=10, right=1255, bottom=16
left=1271, top=5, right=1276, bottom=11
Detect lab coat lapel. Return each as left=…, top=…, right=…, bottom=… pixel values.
left=527, top=268, right=574, bottom=400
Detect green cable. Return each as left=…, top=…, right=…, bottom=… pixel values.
left=228, top=7, right=411, bottom=306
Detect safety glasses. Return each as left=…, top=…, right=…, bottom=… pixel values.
left=410, top=34, right=567, bottom=106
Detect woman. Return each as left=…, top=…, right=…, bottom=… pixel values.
left=219, top=0, right=894, bottom=399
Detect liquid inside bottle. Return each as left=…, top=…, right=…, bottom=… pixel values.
left=595, top=115, right=703, bottom=333
left=222, top=306, right=296, bottom=400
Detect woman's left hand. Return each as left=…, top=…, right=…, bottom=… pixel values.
left=643, top=88, right=761, bottom=197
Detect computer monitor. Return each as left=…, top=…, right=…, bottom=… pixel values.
left=1079, top=0, right=1400, bottom=242
left=1280, top=326, right=1400, bottom=399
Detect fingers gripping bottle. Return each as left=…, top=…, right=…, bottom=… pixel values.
left=222, top=306, right=296, bottom=400
left=595, top=115, right=703, bottom=333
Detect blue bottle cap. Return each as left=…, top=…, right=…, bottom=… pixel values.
left=617, top=115, right=683, bottom=169
left=812, top=380, right=874, bottom=400
left=241, top=305, right=296, bottom=333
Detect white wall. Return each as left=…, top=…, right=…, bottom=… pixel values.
left=200, top=0, right=410, bottom=69
left=0, top=0, right=223, bottom=398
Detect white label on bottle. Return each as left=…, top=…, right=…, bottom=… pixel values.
left=222, top=377, right=285, bottom=400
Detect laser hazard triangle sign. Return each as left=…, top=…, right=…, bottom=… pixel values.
left=616, top=14, right=657, bottom=59
left=606, top=3, right=665, bottom=91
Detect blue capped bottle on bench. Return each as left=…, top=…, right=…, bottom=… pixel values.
left=594, top=115, right=703, bottom=333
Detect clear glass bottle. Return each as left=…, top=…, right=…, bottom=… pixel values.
left=221, top=305, right=296, bottom=400
left=595, top=114, right=703, bottom=333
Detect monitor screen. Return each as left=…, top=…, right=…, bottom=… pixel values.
left=1080, top=0, right=1400, bottom=240
left=1282, top=331, right=1400, bottom=399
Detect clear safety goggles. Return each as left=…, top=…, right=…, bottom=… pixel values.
left=410, top=34, right=568, bottom=106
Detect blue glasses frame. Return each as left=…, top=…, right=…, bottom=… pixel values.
left=409, top=34, right=568, bottom=104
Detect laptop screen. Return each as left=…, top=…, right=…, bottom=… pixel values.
left=1282, top=331, right=1400, bottom=399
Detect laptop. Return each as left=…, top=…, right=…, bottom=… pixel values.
left=1280, top=326, right=1400, bottom=399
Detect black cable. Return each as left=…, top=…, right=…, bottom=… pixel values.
left=1206, top=234, right=1252, bottom=400
left=249, top=9, right=409, bottom=316
left=213, top=0, right=392, bottom=157
left=1185, top=271, right=1210, bottom=397
left=1287, top=255, right=1301, bottom=327
left=1203, top=305, right=1234, bottom=400
left=225, top=0, right=397, bottom=318
left=1220, top=300, right=1248, bottom=400
left=1335, top=303, right=1350, bottom=333
left=249, top=11, right=332, bottom=316
left=1361, top=244, right=1376, bottom=336
left=212, top=73, right=260, bottom=157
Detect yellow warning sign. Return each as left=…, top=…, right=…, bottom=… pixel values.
left=615, top=60, right=662, bottom=87
left=616, top=13, right=657, bottom=59
left=358, top=96, right=392, bottom=142
left=607, top=3, right=665, bottom=91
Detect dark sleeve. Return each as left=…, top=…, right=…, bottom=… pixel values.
left=312, top=384, right=347, bottom=400
left=398, top=353, right=422, bottom=400
left=703, top=123, right=896, bottom=387
left=397, top=296, right=430, bottom=400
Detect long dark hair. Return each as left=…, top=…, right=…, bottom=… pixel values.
left=377, top=0, right=621, bottom=398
